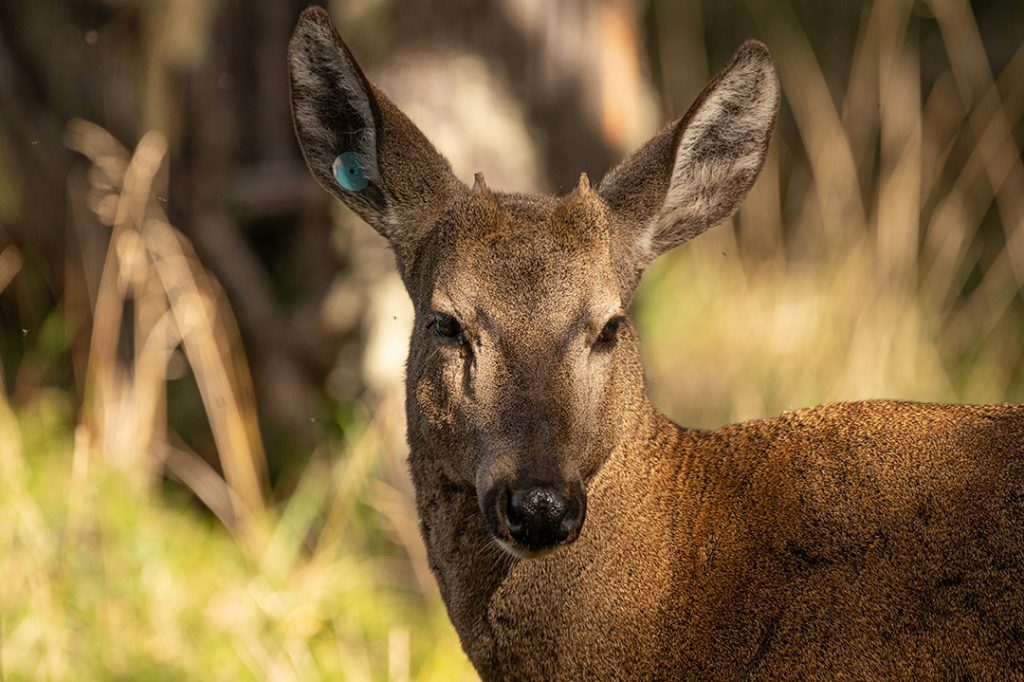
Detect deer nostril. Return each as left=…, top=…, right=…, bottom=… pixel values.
left=504, top=485, right=583, bottom=551
left=508, top=488, right=567, bottom=528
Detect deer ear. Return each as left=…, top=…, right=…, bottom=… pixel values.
left=598, top=40, right=779, bottom=281
left=288, top=7, right=457, bottom=260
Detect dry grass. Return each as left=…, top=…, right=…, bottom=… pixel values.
left=637, top=0, right=1024, bottom=427
left=0, top=122, right=473, bottom=680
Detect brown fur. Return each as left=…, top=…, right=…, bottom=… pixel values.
left=288, top=7, right=1024, bottom=678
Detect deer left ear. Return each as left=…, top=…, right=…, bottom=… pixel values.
left=288, top=7, right=459, bottom=268
left=599, top=40, right=780, bottom=280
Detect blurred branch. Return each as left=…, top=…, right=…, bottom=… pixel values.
left=930, top=0, right=1024, bottom=289
left=161, top=441, right=237, bottom=530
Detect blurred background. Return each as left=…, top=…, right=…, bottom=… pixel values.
left=1, top=0, right=1023, bottom=678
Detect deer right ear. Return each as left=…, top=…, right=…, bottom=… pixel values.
left=288, top=7, right=457, bottom=262
left=598, top=41, right=779, bottom=292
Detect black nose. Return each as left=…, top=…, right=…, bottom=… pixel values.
left=505, top=485, right=585, bottom=550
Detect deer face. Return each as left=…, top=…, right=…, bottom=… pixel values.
left=405, top=188, right=634, bottom=555
left=288, top=7, right=778, bottom=557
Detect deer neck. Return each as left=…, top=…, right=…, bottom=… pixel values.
left=407, top=383, right=677, bottom=671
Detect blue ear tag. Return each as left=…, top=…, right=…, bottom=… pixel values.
left=332, top=151, right=369, bottom=192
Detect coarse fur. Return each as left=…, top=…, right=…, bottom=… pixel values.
left=288, top=7, right=1024, bottom=679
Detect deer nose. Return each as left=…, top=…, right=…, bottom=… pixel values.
left=505, top=484, right=585, bottom=551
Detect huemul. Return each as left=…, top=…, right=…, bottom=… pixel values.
left=289, top=7, right=1024, bottom=679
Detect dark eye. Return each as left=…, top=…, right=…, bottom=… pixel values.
left=431, top=314, right=463, bottom=343
left=595, top=316, right=624, bottom=347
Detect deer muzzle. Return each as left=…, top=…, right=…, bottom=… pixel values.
left=482, top=479, right=587, bottom=556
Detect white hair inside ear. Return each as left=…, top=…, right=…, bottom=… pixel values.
left=641, top=41, right=779, bottom=261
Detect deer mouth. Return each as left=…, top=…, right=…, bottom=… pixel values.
left=480, top=480, right=587, bottom=558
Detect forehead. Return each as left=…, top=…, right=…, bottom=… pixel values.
left=430, top=192, right=620, bottom=316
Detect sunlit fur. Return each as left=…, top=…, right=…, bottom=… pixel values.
left=290, top=8, right=1024, bottom=679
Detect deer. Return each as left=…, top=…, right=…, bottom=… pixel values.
left=288, top=7, right=1024, bottom=679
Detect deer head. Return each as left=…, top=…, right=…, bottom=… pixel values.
left=288, top=7, right=779, bottom=557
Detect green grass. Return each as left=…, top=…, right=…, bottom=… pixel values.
left=0, top=393, right=474, bottom=681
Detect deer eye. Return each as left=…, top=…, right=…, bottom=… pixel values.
left=595, top=316, right=624, bottom=347
left=431, top=314, right=463, bottom=343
